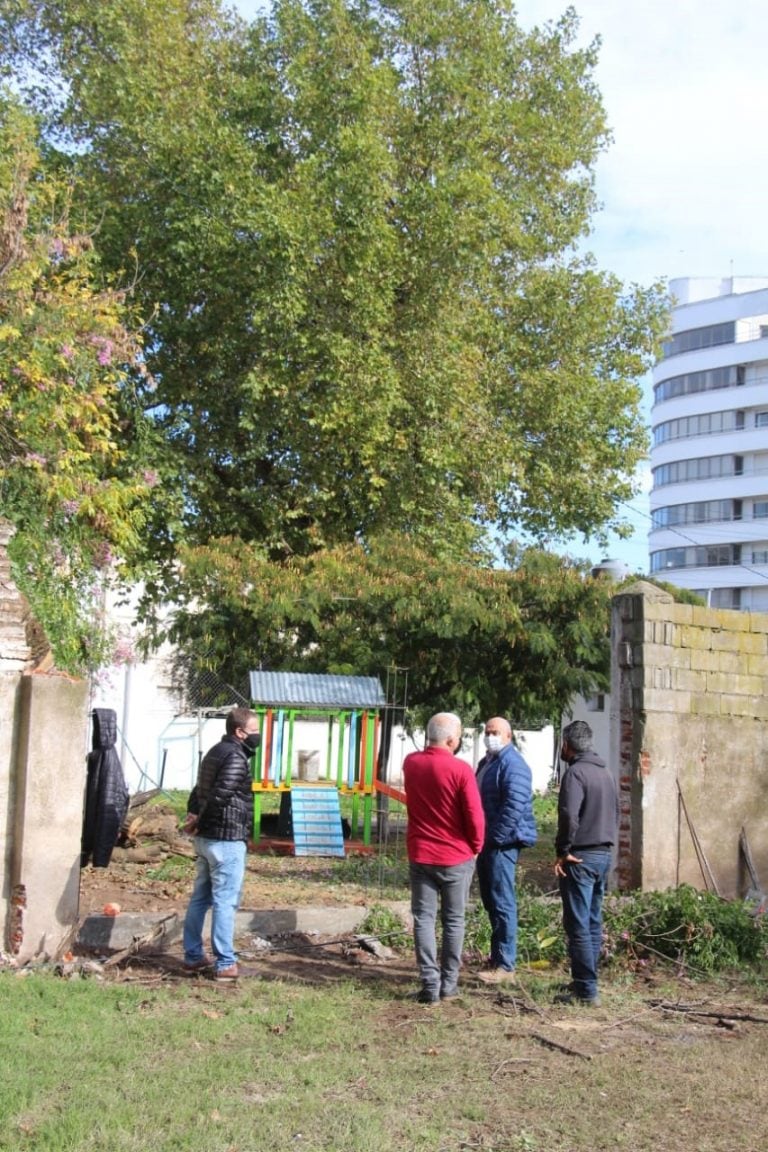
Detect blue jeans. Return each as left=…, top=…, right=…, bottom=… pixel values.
left=476, top=846, right=520, bottom=971
left=409, top=859, right=475, bottom=998
left=183, top=837, right=246, bottom=972
left=558, top=849, right=612, bottom=1001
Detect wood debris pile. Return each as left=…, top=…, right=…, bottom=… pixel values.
left=114, top=791, right=195, bottom=864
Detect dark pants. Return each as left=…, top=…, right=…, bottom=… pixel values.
left=476, top=846, right=520, bottom=971
left=558, top=849, right=612, bottom=1001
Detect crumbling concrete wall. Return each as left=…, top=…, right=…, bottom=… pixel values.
left=612, top=582, right=768, bottom=898
left=0, top=521, right=88, bottom=961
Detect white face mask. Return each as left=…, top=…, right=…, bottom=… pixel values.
left=484, top=734, right=503, bottom=754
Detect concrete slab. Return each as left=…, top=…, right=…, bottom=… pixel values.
left=77, top=912, right=180, bottom=953
left=76, top=903, right=412, bottom=953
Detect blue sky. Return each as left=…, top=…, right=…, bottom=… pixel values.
left=233, top=0, right=768, bottom=572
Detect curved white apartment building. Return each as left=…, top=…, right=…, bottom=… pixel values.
left=649, top=277, right=768, bottom=611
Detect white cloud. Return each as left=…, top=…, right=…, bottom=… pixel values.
left=515, top=0, right=768, bottom=285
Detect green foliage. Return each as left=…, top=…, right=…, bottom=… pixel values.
left=325, top=851, right=411, bottom=896
left=603, top=886, right=768, bottom=976
left=638, top=578, right=706, bottom=606
left=357, top=903, right=409, bottom=952
left=1, top=0, right=668, bottom=581
left=168, top=536, right=612, bottom=726
left=465, top=886, right=566, bottom=966
left=532, top=789, right=559, bottom=836
left=0, top=90, right=155, bottom=672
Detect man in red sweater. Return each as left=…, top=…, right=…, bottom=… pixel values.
left=403, top=712, right=485, bottom=1004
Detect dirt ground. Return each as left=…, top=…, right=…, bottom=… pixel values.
left=77, top=800, right=416, bottom=984
left=76, top=800, right=558, bottom=990
left=71, top=807, right=768, bottom=1152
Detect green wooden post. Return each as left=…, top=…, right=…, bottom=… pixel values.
left=252, top=707, right=267, bottom=843
left=286, top=710, right=295, bottom=786
left=362, top=710, right=376, bottom=845
left=351, top=709, right=362, bottom=838
left=335, top=712, right=347, bottom=789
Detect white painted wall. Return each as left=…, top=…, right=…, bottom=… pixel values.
left=90, top=643, right=558, bottom=796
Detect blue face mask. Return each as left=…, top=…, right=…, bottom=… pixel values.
left=242, top=731, right=261, bottom=753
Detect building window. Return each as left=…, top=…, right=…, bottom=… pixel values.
left=653, top=364, right=740, bottom=403
left=650, top=548, right=687, bottom=572
left=651, top=499, right=743, bottom=529
left=650, top=544, right=742, bottom=572
left=653, top=409, right=746, bottom=445
left=662, top=321, right=735, bottom=359
left=653, top=455, right=742, bottom=487
left=757, top=412, right=768, bottom=428
left=698, top=544, right=740, bottom=567
left=754, top=502, right=768, bottom=519
left=752, top=551, right=768, bottom=564
left=709, top=588, right=742, bottom=610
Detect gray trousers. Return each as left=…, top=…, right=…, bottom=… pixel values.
left=409, top=858, right=475, bottom=997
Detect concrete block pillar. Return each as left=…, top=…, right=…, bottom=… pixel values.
left=4, top=673, right=88, bottom=961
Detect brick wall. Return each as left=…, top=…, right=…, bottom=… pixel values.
left=611, top=581, right=768, bottom=897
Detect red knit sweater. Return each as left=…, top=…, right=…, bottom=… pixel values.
left=403, top=746, right=485, bottom=865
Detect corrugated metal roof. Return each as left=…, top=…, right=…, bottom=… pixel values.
left=248, top=671, right=386, bottom=709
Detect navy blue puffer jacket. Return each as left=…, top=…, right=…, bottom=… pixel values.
left=478, top=742, right=537, bottom=850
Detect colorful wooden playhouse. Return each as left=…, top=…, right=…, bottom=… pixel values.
left=248, top=671, right=388, bottom=852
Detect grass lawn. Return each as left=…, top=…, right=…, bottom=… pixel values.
left=53, top=789, right=768, bottom=1151
left=3, top=965, right=768, bottom=1152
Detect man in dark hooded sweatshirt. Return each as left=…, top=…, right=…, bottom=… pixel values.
left=554, top=720, right=619, bottom=1006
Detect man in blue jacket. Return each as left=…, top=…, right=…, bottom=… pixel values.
left=475, top=716, right=537, bottom=984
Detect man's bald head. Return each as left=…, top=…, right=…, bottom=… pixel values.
left=484, top=717, right=512, bottom=743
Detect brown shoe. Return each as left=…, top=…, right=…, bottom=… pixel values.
left=477, top=967, right=516, bottom=985
left=214, top=964, right=239, bottom=981
left=182, top=957, right=213, bottom=974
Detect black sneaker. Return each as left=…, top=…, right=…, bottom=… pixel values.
left=553, top=991, right=600, bottom=1007
left=416, top=989, right=440, bottom=1006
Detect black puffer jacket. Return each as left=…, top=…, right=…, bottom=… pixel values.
left=81, top=708, right=130, bottom=868
left=188, top=735, right=253, bottom=841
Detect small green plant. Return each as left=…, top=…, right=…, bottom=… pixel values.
left=532, top=789, right=559, bottom=833
left=146, top=855, right=194, bottom=882
left=357, top=903, right=409, bottom=951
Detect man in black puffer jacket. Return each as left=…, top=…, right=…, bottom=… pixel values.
left=182, top=707, right=261, bottom=981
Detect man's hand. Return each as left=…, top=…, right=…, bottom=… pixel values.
left=182, top=813, right=199, bottom=835
left=554, top=853, right=582, bottom=878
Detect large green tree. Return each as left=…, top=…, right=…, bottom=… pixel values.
left=1, top=0, right=668, bottom=708
left=1, top=0, right=668, bottom=568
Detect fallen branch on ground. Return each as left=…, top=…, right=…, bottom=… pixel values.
left=529, top=1031, right=592, bottom=1060
left=102, top=913, right=178, bottom=969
